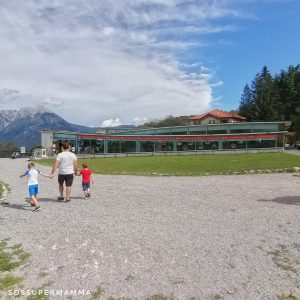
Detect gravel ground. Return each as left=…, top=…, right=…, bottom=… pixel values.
left=0, top=158, right=300, bottom=300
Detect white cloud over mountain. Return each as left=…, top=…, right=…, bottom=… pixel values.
left=0, top=0, right=269, bottom=126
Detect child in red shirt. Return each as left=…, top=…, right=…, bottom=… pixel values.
left=78, top=162, right=94, bottom=199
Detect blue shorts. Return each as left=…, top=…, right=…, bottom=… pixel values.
left=28, top=184, right=39, bottom=196
left=82, top=182, right=90, bottom=191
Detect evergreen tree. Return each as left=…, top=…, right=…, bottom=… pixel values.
left=288, top=65, right=300, bottom=138
left=274, top=65, right=300, bottom=137
left=239, top=84, right=253, bottom=120
left=275, top=66, right=298, bottom=120
left=239, top=64, right=300, bottom=139
left=250, top=66, right=280, bottom=121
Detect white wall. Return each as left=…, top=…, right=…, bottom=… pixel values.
left=41, top=131, right=53, bottom=149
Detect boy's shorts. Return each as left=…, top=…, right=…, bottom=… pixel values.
left=28, top=184, right=39, bottom=196
left=82, top=182, right=90, bottom=191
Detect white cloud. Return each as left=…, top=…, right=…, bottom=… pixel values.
left=101, top=118, right=122, bottom=127
left=42, top=97, right=64, bottom=107
left=0, top=0, right=262, bottom=125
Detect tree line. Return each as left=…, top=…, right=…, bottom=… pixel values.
left=239, top=65, right=300, bottom=138
left=139, top=115, right=190, bottom=128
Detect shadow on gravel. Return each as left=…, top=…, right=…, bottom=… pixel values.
left=1, top=203, right=31, bottom=211
left=24, top=197, right=84, bottom=203
left=25, top=197, right=60, bottom=203
left=258, top=196, right=300, bottom=206
left=25, top=197, right=82, bottom=204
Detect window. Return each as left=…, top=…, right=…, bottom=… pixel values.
left=209, top=120, right=216, bottom=124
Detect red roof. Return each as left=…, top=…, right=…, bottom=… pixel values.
left=286, top=131, right=296, bottom=136
left=189, top=109, right=246, bottom=120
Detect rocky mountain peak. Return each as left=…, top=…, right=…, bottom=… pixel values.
left=0, top=105, right=95, bottom=148
left=17, top=105, right=53, bottom=118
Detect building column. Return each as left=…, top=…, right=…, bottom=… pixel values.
left=104, top=139, right=108, bottom=153
left=173, top=140, right=177, bottom=151
left=75, top=137, right=78, bottom=154
left=218, top=140, right=222, bottom=150
left=136, top=140, right=140, bottom=152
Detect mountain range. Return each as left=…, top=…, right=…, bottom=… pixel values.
left=0, top=106, right=96, bottom=149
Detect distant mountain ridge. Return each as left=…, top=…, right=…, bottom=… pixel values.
left=0, top=106, right=96, bottom=148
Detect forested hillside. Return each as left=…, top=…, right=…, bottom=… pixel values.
left=139, top=115, right=191, bottom=128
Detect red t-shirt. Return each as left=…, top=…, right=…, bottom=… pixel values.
left=80, top=169, right=92, bottom=183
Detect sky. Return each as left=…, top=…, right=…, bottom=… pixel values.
left=0, top=0, right=299, bottom=127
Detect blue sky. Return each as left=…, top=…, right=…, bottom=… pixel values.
left=0, top=0, right=299, bottom=126
left=209, top=0, right=300, bottom=111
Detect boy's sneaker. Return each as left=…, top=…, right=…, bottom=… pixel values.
left=32, top=206, right=40, bottom=212
left=87, top=193, right=91, bottom=198
left=65, top=198, right=71, bottom=202
left=57, top=197, right=64, bottom=202
left=31, top=203, right=35, bottom=207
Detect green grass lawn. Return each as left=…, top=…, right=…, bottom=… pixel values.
left=38, top=152, right=300, bottom=176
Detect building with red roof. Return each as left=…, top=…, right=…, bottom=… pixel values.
left=189, top=109, right=246, bottom=125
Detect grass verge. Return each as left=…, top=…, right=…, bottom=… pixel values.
left=0, top=182, right=6, bottom=200
left=38, top=152, right=300, bottom=176
left=268, top=243, right=300, bottom=273
left=0, top=182, right=3, bottom=199
left=0, top=181, right=9, bottom=204
left=0, top=240, right=52, bottom=299
left=0, top=241, right=30, bottom=272
left=0, top=275, right=23, bottom=291
left=0, top=240, right=30, bottom=294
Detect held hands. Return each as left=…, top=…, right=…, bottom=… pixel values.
left=40, top=172, right=52, bottom=179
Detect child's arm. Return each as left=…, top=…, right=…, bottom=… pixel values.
left=40, top=172, right=51, bottom=178
left=20, top=170, right=28, bottom=178
left=90, top=174, right=94, bottom=184
left=50, top=159, right=59, bottom=178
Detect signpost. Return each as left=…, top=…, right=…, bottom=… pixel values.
left=20, top=146, right=26, bottom=154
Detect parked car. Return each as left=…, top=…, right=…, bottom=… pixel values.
left=296, top=140, right=300, bottom=150
left=11, top=151, right=21, bottom=159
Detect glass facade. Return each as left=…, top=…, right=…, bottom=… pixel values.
left=52, top=122, right=287, bottom=154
